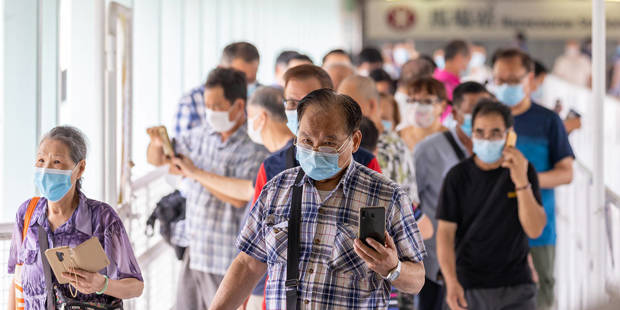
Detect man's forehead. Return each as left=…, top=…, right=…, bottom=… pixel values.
left=284, top=78, right=321, bottom=98
left=493, top=58, right=527, bottom=75
left=299, top=105, right=347, bottom=136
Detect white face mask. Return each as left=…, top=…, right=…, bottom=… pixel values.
left=406, top=103, right=436, bottom=128
left=247, top=114, right=264, bottom=145
left=393, top=48, right=410, bottom=66
left=206, top=105, right=237, bottom=133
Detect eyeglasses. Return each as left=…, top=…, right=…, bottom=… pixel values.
left=283, top=99, right=301, bottom=110
left=405, top=97, right=441, bottom=105
left=294, top=136, right=351, bottom=154
left=472, top=129, right=507, bottom=141
left=494, top=73, right=528, bottom=86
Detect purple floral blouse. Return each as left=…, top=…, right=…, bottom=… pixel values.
left=7, top=192, right=143, bottom=309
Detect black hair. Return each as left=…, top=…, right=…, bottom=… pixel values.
left=359, top=117, right=379, bottom=152
left=205, top=67, right=247, bottom=103
left=444, top=40, right=470, bottom=61
left=291, top=54, right=313, bottom=64
left=452, top=82, right=488, bottom=108
left=534, top=60, right=548, bottom=77
left=221, top=42, right=260, bottom=64
left=369, top=68, right=392, bottom=83
left=472, top=98, right=514, bottom=129
left=369, top=68, right=395, bottom=94
left=322, top=49, right=351, bottom=65
left=356, top=47, right=383, bottom=66
left=491, top=48, right=534, bottom=73
left=297, top=88, right=362, bottom=135
left=275, top=50, right=300, bottom=67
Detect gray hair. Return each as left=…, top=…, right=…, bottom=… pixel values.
left=40, top=126, right=88, bottom=191
left=248, top=86, right=286, bottom=122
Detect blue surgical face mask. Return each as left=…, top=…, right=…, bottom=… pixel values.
left=473, top=138, right=506, bottom=164
left=382, top=120, right=393, bottom=132
left=34, top=166, right=76, bottom=202
left=285, top=110, right=298, bottom=135
left=295, top=139, right=351, bottom=181
left=460, top=114, right=472, bottom=137
left=494, top=83, right=526, bottom=107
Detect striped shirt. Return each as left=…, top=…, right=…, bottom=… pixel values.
left=237, top=161, right=426, bottom=309
left=176, top=124, right=269, bottom=274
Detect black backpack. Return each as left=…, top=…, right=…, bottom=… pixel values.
left=145, top=190, right=187, bottom=260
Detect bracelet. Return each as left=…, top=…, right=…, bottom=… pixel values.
left=96, top=275, right=109, bottom=295
left=515, top=183, right=531, bottom=192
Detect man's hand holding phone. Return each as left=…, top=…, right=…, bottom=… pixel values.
left=502, top=146, right=529, bottom=189
left=146, top=126, right=165, bottom=148
left=353, top=232, right=399, bottom=278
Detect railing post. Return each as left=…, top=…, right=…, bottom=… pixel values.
left=591, top=0, right=607, bottom=306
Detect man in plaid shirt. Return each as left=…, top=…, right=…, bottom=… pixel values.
left=211, top=89, right=426, bottom=309
left=174, top=41, right=262, bottom=138
left=148, top=68, right=269, bottom=309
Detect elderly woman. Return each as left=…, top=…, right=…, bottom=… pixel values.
left=7, top=126, right=143, bottom=310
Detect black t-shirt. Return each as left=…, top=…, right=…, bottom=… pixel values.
left=436, top=157, right=542, bottom=289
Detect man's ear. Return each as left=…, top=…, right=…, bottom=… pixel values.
left=234, top=99, right=246, bottom=116
left=257, top=110, right=268, bottom=129
left=369, top=97, right=379, bottom=114
left=351, top=130, right=362, bottom=153
left=452, top=105, right=460, bottom=120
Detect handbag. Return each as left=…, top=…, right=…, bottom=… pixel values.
left=51, top=284, right=123, bottom=310
left=145, top=190, right=187, bottom=260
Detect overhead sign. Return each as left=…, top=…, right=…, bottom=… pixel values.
left=365, top=0, right=620, bottom=40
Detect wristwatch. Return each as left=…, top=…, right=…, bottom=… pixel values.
left=383, top=260, right=402, bottom=281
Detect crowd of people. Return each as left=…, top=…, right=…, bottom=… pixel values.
left=8, top=38, right=580, bottom=310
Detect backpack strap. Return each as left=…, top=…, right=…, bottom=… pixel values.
left=285, top=170, right=305, bottom=309
left=22, top=197, right=41, bottom=242
left=443, top=131, right=466, bottom=161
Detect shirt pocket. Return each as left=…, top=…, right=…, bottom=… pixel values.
left=328, top=224, right=372, bottom=280
left=18, top=249, right=39, bottom=265
left=265, top=221, right=288, bottom=264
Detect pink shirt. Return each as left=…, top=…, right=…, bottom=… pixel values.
left=433, top=68, right=460, bottom=121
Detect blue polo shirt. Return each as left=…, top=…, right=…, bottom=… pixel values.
left=514, top=103, right=574, bottom=247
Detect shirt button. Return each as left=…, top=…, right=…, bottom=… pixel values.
left=318, top=208, right=325, bottom=215
left=304, top=300, right=310, bottom=304
left=314, top=238, right=320, bottom=245
left=308, top=268, right=314, bottom=274
left=274, top=228, right=280, bottom=233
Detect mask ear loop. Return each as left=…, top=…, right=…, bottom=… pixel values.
left=60, top=255, right=78, bottom=298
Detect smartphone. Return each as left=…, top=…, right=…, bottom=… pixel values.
left=506, top=130, right=518, bottom=148
left=158, top=126, right=176, bottom=157
left=358, top=207, right=386, bottom=247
